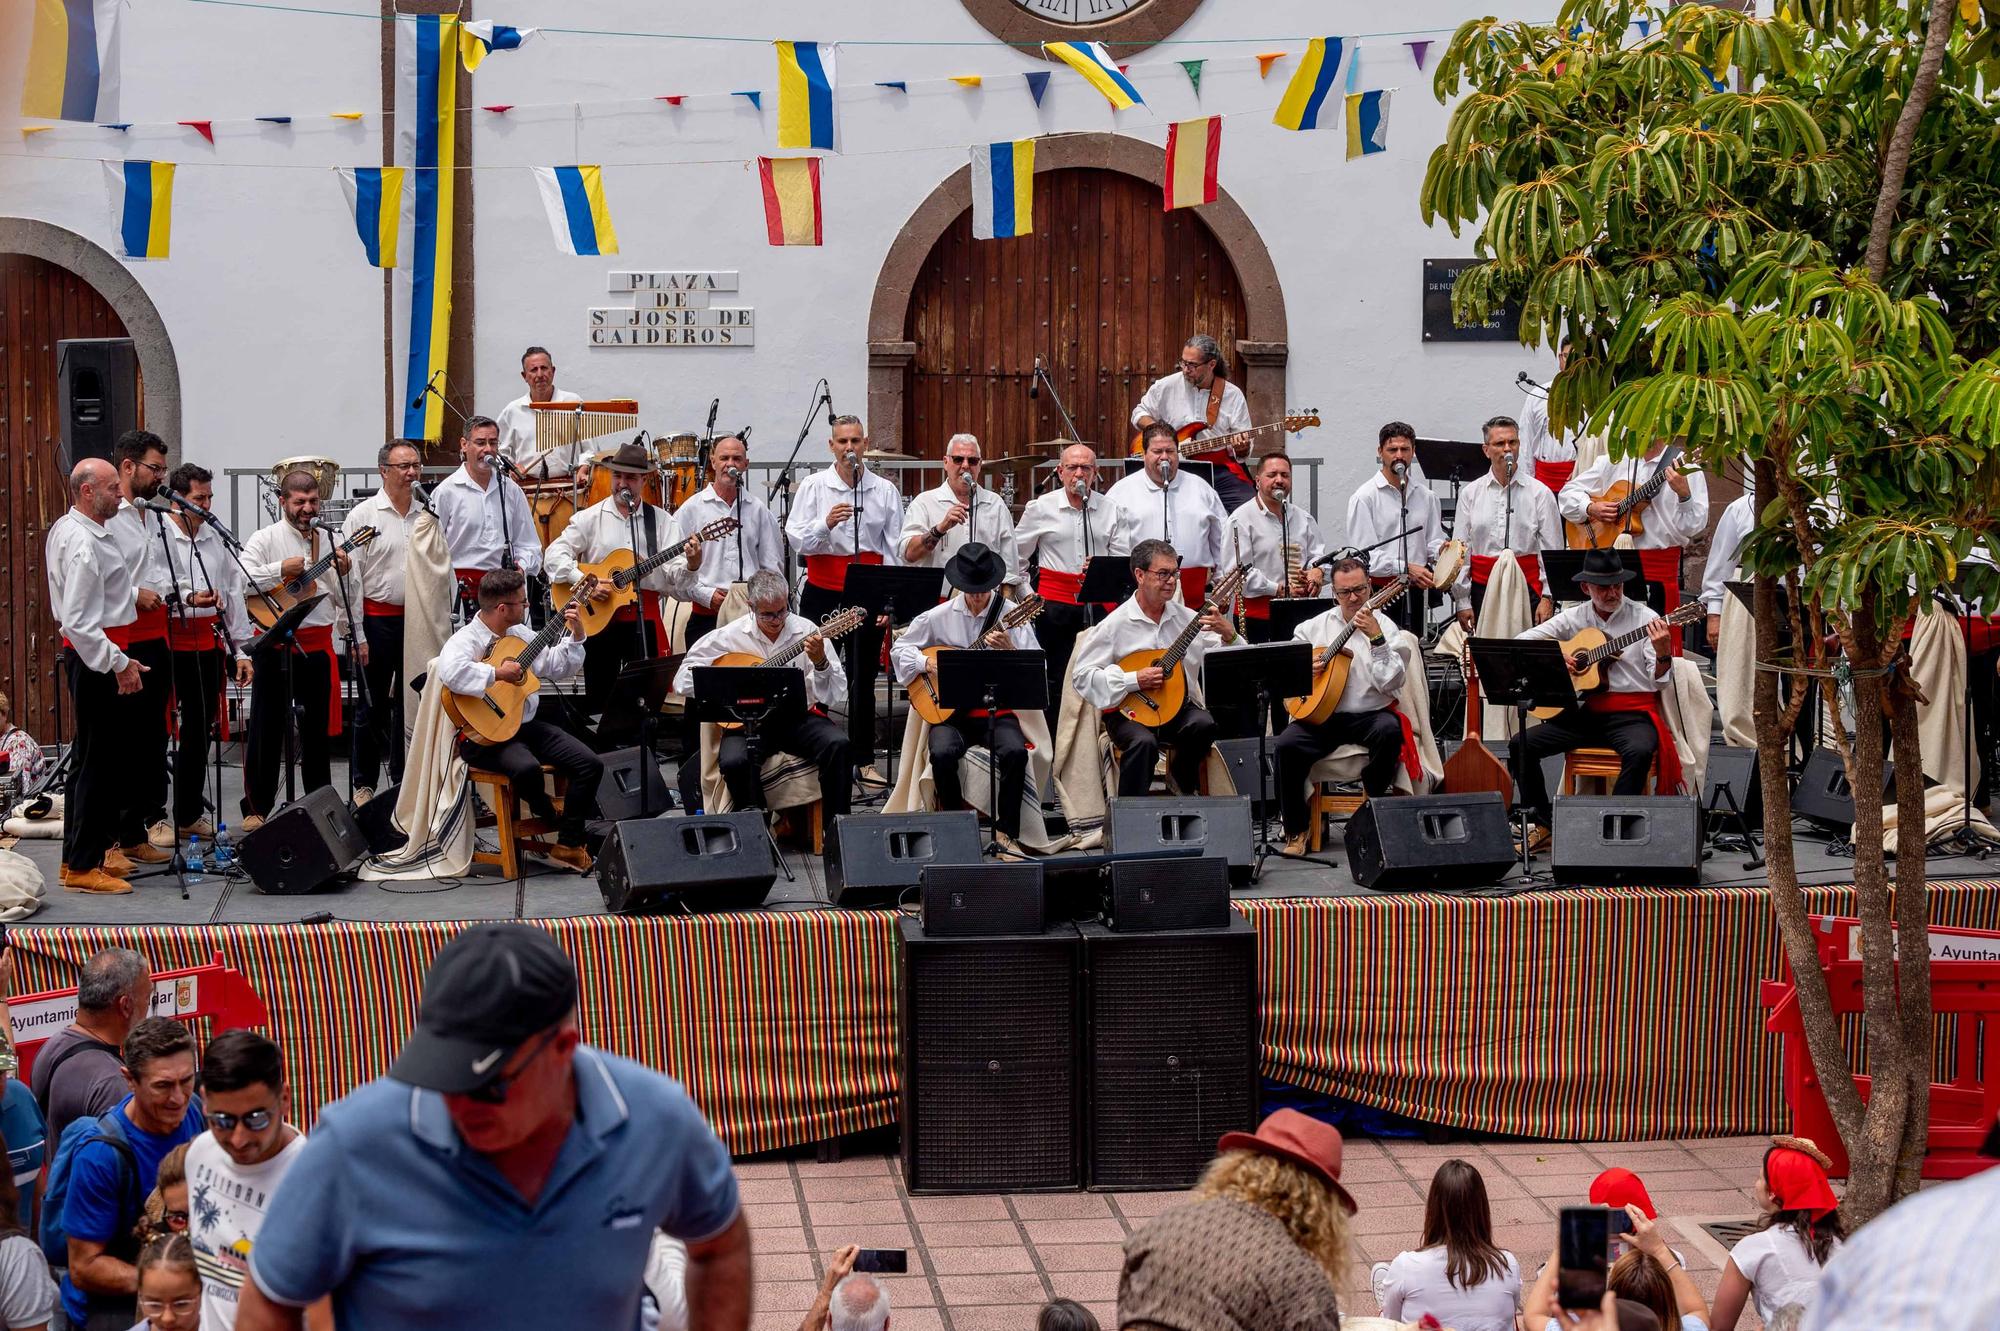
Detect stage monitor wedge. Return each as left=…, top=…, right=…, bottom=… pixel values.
left=1550, top=795, right=1703, bottom=887
left=597, top=812, right=776, bottom=914
left=1792, top=748, right=1895, bottom=833
left=1344, top=791, right=1515, bottom=893
left=1106, top=796, right=1253, bottom=885
left=239, top=786, right=368, bottom=895
left=826, top=811, right=983, bottom=909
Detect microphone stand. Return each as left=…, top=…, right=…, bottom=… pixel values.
left=181, top=522, right=239, bottom=869
left=147, top=507, right=192, bottom=900
left=203, top=505, right=292, bottom=817
left=326, top=526, right=371, bottom=807
left=1031, top=357, right=1084, bottom=444
left=769, top=379, right=830, bottom=567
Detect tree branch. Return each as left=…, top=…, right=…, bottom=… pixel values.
left=1865, top=0, right=1957, bottom=283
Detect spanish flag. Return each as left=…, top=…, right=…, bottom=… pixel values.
left=774, top=40, right=837, bottom=151
left=1163, top=116, right=1221, bottom=211
left=339, top=167, right=406, bottom=268
left=970, top=140, right=1034, bottom=240
left=1043, top=41, right=1143, bottom=111
left=21, top=0, right=122, bottom=122
left=1273, top=37, right=1343, bottom=131
left=531, top=166, right=619, bottom=256
left=1346, top=89, right=1393, bottom=158
left=759, top=157, right=823, bottom=246
left=104, top=160, right=172, bottom=260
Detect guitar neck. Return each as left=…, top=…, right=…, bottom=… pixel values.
left=1622, top=448, right=1685, bottom=512
left=1159, top=575, right=1243, bottom=671
left=630, top=535, right=693, bottom=583
left=1586, top=605, right=1699, bottom=663
left=293, top=542, right=348, bottom=588
left=1181, top=420, right=1283, bottom=457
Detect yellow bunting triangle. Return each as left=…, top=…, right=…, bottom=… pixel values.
left=1256, top=52, right=1286, bottom=78
left=950, top=74, right=982, bottom=88
left=21, top=125, right=53, bottom=136
left=330, top=111, right=364, bottom=121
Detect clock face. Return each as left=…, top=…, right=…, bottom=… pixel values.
left=1012, top=0, right=1150, bottom=22
left=958, top=0, right=1202, bottom=57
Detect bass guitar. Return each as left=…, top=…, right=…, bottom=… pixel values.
left=246, top=526, right=379, bottom=631
left=906, top=595, right=1046, bottom=726
left=710, top=605, right=868, bottom=731
left=442, top=574, right=599, bottom=745
left=1529, top=600, right=1704, bottom=719
left=1565, top=441, right=1687, bottom=549
left=1127, top=410, right=1320, bottom=459
left=1284, top=577, right=1411, bottom=725
left=1113, top=566, right=1249, bottom=728
left=551, top=515, right=741, bottom=637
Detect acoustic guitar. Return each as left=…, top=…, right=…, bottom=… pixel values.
left=1529, top=600, right=1704, bottom=719
left=1565, top=441, right=1687, bottom=549
left=1284, top=577, right=1411, bottom=725
left=246, top=526, right=379, bottom=631
left=551, top=516, right=740, bottom=637
left=1113, top=566, right=1249, bottom=727
left=1127, top=411, right=1320, bottom=458
left=442, top=574, right=599, bottom=745
left=906, top=595, right=1046, bottom=726
left=710, top=605, right=868, bottom=731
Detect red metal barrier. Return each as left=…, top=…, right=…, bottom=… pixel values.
left=1760, top=916, right=2000, bottom=1180
left=7, top=954, right=270, bottom=1081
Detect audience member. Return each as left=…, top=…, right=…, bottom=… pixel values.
left=0, top=953, right=47, bottom=1234
left=0, top=1143, right=56, bottom=1330
left=828, top=1273, right=889, bottom=1331
left=1526, top=1240, right=1683, bottom=1331
left=31, top=949, right=153, bottom=1145
left=137, top=1143, right=188, bottom=1241
left=1039, top=1299, right=1101, bottom=1331
left=1118, top=1109, right=1355, bottom=1331
left=131, top=1233, right=200, bottom=1331
left=1709, top=1138, right=1843, bottom=1330
left=796, top=1244, right=857, bottom=1331
left=59, top=1017, right=203, bottom=1331
left=0, top=691, right=48, bottom=790
left=1372, top=1159, right=1521, bottom=1331
left=236, top=923, right=750, bottom=1331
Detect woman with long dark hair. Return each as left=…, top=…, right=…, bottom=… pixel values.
left=1373, top=1159, right=1521, bottom=1331
left=1710, top=1137, right=1844, bottom=1330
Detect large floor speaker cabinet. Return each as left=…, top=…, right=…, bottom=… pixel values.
left=899, top=919, right=1081, bottom=1193
left=597, top=812, right=776, bottom=914
left=238, top=787, right=367, bottom=895
left=1550, top=796, right=1703, bottom=887
left=1080, top=919, right=1260, bottom=1190
left=826, top=811, right=983, bottom=908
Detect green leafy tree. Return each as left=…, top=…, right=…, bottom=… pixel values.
left=1422, top=0, right=2000, bottom=1221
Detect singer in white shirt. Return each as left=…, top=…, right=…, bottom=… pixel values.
left=1344, top=423, right=1446, bottom=587
left=107, top=432, right=178, bottom=864
left=342, top=442, right=426, bottom=799
left=1452, top=417, right=1564, bottom=627
left=1222, top=452, right=1327, bottom=639
left=432, top=415, right=544, bottom=594
left=1558, top=438, right=1706, bottom=650
left=1107, top=424, right=1229, bottom=608
left=159, top=463, right=254, bottom=841
left=1131, top=332, right=1255, bottom=510
left=899, top=434, right=1026, bottom=593
left=1520, top=348, right=1579, bottom=490
left=493, top=346, right=584, bottom=472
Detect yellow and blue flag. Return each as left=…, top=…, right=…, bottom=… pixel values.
left=338, top=166, right=406, bottom=268
left=1042, top=41, right=1143, bottom=111
left=774, top=40, right=837, bottom=151
left=759, top=157, right=823, bottom=246
left=532, top=166, right=619, bottom=256
left=1346, top=89, right=1393, bottom=158
left=104, top=160, right=172, bottom=260
left=399, top=13, right=457, bottom=441
left=1273, top=37, right=1343, bottom=131
left=970, top=140, right=1034, bottom=240
left=460, top=21, right=537, bottom=72
left=21, top=0, right=123, bottom=122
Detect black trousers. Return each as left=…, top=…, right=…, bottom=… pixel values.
left=1508, top=707, right=1659, bottom=825
left=1274, top=709, right=1405, bottom=837
left=930, top=713, right=1029, bottom=837
left=800, top=583, right=886, bottom=766
left=463, top=717, right=603, bottom=846
left=243, top=639, right=334, bottom=819
left=677, top=610, right=720, bottom=812
left=61, top=649, right=122, bottom=873
left=169, top=649, right=224, bottom=829
left=1033, top=600, right=1095, bottom=728
left=1103, top=703, right=1219, bottom=798
left=354, top=613, right=406, bottom=792
left=126, top=638, right=172, bottom=843
left=718, top=709, right=850, bottom=818
left=1970, top=644, right=1998, bottom=806
left=1208, top=464, right=1254, bottom=514
left=582, top=616, right=648, bottom=717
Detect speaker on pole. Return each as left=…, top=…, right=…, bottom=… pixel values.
left=825, top=810, right=982, bottom=908
left=597, top=812, right=776, bottom=914
left=1550, top=796, right=1704, bottom=887
left=1343, top=791, right=1516, bottom=893
left=238, top=786, right=368, bottom=895
left=1107, top=796, right=1253, bottom=884
left=56, top=338, right=140, bottom=467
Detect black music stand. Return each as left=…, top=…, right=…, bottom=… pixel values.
left=1122, top=456, right=1218, bottom=488
left=1203, top=641, right=1315, bottom=878
left=688, top=665, right=804, bottom=883
left=1539, top=549, right=1650, bottom=608
left=1467, top=636, right=1576, bottom=884
left=1076, top=559, right=1137, bottom=610
left=254, top=593, right=328, bottom=810
left=596, top=657, right=679, bottom=815
left=1269, top=597, right=1330, bottom=641
left=1414, top=438, right=1488, bottom=486
left=845, top=565, right=947, bottom=770
left=936, top=649, right=1049, bottom=855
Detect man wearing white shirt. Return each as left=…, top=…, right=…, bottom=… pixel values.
left=46, top=459, right=145, bottom=895
left=1701, top=484, right=1756, bottom=645
left=434, top=568, right=598, bottom=871
left=1519, top=346, right=1578, bottom=492
left=493, top=346, right=583, bottom=474
left=108, top=430, right=177, bottom=867
left=1016, top=443, right=1129, bottom=723
left=1107, top=424, right=1228, bottom=610
left=432, top=415, right=543, bottom=610
left=899, top=434, right=1025, bottom=593
left=1452, top=416, right=1564, bottom=628
left=1223, top=452, right=1327, bottom=639
left=1558, top=438, right=1707, bottom=651
left=1344, top=422, right=1446, bottom=592
left=1131, top=332, right=1255, bottom=510
left=341, top=442, right=426, bottom=802
left=783, top=416, right=905, bottom=777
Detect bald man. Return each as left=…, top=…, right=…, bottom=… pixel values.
left=1015, top=442, right=1130, bottom=721
left=46, top=459, right=147, bottom=894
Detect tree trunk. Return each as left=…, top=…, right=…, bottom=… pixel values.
left=1864, top=0, right=1957, bottom=282
left=1887, top=653, right=1934, bottom=1204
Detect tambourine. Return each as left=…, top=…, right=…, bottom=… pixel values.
left=1430, top=539, right=1467, bottom=588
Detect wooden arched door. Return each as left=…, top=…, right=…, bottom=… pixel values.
left=902, top=167, right=1250, bottom=462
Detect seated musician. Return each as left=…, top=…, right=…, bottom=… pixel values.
left=1557, top=435, right=1707, bottom=651
left=673, top=569, right=852, bottom=820
left=435, top=568, right=601, bottom=873
left=1452, top=415, right=1563, bottom=630
left=889, top=544, right=1041, bottom=858
left=1507, top=548, right=1679, bottom=853
left=1131, top=332, right=1255, bottom=511
left=1273, top=557, right=1418, bottom=856
left=1069, top=538, right=1236, bottom=798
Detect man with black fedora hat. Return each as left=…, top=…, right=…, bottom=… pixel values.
left=238, top=923, right=750, bottom=1331
left=1507, top=545, right=1679, bottom=852
left=889, top=543, right=1042, bottom=856
left=544, top=438, right=706, bottom=715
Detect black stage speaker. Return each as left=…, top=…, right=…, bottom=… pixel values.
left=56, top=338, right=140, bottom=467
left=1080, top=919, right=1259, bottom=1190
left=350, top=784, right=406, bottom=855
left=825, top=811, right=982, bottom=908
left=1107, top=796, right=1253, bottom=884
left=1550, top=796, right=1704, bottom=887
left=597, top=812, right=775, bottom=914
left=900, top=918, right=1081, bottom=1193
left=1343, top=791, right=1516, bottom=893
left=1792, top=747, right=1894, bottom=832
left=238, top=786, right=368, bottom=895
left=1703, top=744, right=1762, bottom=825
left=920, top=862, right=1045, bottom=936
left=1102, top=854, right=1231, bottom=932
left=1213, top=738, right=1279, bottom=819
left=593, top=746, right=673, bottom=821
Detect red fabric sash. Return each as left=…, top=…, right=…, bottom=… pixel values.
left=1470, top=552, right=1545, bottom=599
left=1967, top=617, right=2000, bottom=655
left=454, top=568, right=488, bottom=601
left=1583, top=690, right=1682, bottom=795
left=1038, top=567, right=1084, bottom=605
left=1179, top=567, right=1211, bottom=608
left=1386, top=701, right=1423, bottom=785
left=610, top=590, right=669, bottom=644
left=1534, top=459, right=1575, bottom=493
left=291, top=624, right=343, bottom=736
left=1187, top=445, right=1251, bottom=487
left=106, top=603, right=168, bottom=648
left=363, top=597, right=404, bottom=617
left=1636, top=547, right=1683, bottom=656
left=166, top=618, right=221, bottom=652
left=1243, top=595, right=1272, bottom=621
left=804, top=550, right=882, bottom=593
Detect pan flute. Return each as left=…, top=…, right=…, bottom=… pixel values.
left=528, top=399, right=639, bottom=457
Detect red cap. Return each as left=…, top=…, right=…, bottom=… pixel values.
left=1216, top=1109, right=1358, bottom=1215
left=1765, top=1146, right=1839, bottom=1218
left=1589, top=1167, right=1658, bottom=1220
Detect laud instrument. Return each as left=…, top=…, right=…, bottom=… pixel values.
left=906, top=595, right=1046, bottom=726
left=247, top=526, right=379, bottom=631
left=1284, top=577, right=1411, bottom=725
left=711, top=605, right=867, bottom=731
left=1113, top=566, right=1249, bottom=728
left=1529, top=600, right=1704, bottom=719
left=442, top=574, right=599, bottom=745
left=552, top=515, right=740, bottom=637
left=1127, top=410, right=1320, bottom=458
left=1566, top=441, right=1688, bottom=549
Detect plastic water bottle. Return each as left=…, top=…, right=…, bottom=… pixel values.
left=186, top=835, right=206, bottom=884
left=212, top=823, right=234, bottom=870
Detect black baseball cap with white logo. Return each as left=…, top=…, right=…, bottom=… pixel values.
left=389, top=923, right=580, bottom=1094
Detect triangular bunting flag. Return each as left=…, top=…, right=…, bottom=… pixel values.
left=875, top=81, right=907, bottom=93
left=179, top=120, right=213, bottom=143
left=21, top=126, right=54, bottom=137
left=330, top=111, right=363, bottom=121
left=734, top=90, right=762, bottom=110
left=951, top=75, right=983, bottom=88
left=482, top=105, right=513, bottom=113
left=1635, top=18, right=1651, bottom=37
left=1256, top=52, right=1285, bottom=78
left=255, top=116, right=292, bottom=125
left=1178, top=60, right=1204, bottom=94
left=531, top=165, right=619, bottom=256
left=1024, top=71, right=1050, bottom=106
left=100, top=123, right=129, bottom=132
left=1406, top=40, right=1430, bottom=70
left=656, top=95, right=684, bottom=106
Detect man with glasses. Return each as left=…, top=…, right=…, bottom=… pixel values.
left=1131, top=332, right=1255, bottom=510
left=433, top=568, right=600, bottom=872
left=106, top=430, right=178, bottom=870
left=1016, top=442, right=1130, bottom=724
left=899, top=433, right=1026, bottom=593
left=238, top=924, right=750, bottom=1331
left=341, top=442, right=428, bottom=803
left=1108, top=424, right=1229, bottom=611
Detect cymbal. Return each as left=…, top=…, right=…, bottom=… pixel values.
left=862, top=448, right=910, bottom=461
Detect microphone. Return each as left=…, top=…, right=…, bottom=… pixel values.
left=311, top=519, right=343, bottom=536
left=1030, top=355, right=1040, bottom=400
left=1392, top=460, right=1409, bottom=480
left=704, top=397, right=720, bottom=439
left=1312, top=547, right=1364, bottom=568
left=1501, top=450, right=1516, bottom=475
left=411, top=482, right=433, bottom=508
left=738, top=425, right=753, bottom=447
left=1518, top=371, right=1548, bottom=393
left=723, top=466, right=745, bottom=484
left=140, top=496, right=177, bottom=516
left=823, top=384, right=837, bottom=431
left=410, top=368, right=440, bottom=411
left=614, top=487, right=636, bottom=512
left=161, top=490, right=225, bottom=525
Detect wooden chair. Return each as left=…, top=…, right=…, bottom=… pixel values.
left=467, top=765, right=566, bottom=880
left=1561, top=746, right=1661, bottom=796
left=772, top=798, right=826, bottom=854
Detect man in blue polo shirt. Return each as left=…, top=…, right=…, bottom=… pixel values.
left=237, top=922, right=752, bottom=1331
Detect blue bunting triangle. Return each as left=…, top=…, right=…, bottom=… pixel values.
left=733, top=90, right=762, bottom=110
left=1024, top=70, right=1050, bottom=106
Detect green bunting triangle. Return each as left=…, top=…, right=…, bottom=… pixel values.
left=1178, top=59, right=1204, bottom=95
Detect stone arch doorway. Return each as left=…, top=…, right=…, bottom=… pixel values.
left=866, top=133, right=1288, bottom=460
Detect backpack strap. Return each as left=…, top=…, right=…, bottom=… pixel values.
left=38, top=1036, right=123, bottom=1092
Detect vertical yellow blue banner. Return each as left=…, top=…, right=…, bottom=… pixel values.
left=21, top=0, right=122, bottom=122
left=103, top=160, right=173, bottom=260
left=774, top=41, right=837, bottom=151
left=401, top=13, right=457, bottom=442
left=969, top=140, right=1034, bottom=240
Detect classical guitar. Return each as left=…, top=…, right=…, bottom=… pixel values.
left=710, top=605, right=867, bottom=731
left=1565, top=441, right=1688, bottom=549
left=1112, top=566, right=1249, bottom=728
left=1284, top=577, right=1411, bottom=726
left=906, top=595, right=1046, bottom=726
left=442, top=574, right=599, bottom=745
left=246, top=526, right=379, bottom=631
left=1127, top=410, right=1320, bottom=458
left=551, top=516, right=741, bottom=637
left=1529, top=600, right=1705, bottom=719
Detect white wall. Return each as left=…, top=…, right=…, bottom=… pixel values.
left=3, top=0, right=1557, bottom=534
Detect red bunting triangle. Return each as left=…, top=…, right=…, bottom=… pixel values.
left=482, top=104, right=513, bottom=113
left=179, top=120, right=214, bottom=143
left=656, top=95, right=684, bottom=106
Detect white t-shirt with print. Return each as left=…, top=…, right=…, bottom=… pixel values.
left=186, top=1130, right=307, bottom=1331
left=1731, top=1224, right=1837, bottom=1323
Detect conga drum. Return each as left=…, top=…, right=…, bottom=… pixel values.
left=660, top=432, right=701, bottom=508
left=521, top=480, right=578, bottom=548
